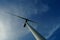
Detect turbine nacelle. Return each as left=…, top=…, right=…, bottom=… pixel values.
left=24, top=19, right=28, bottom=27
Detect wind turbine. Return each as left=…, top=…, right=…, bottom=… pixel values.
left=8, top=13, right=46, bottom=40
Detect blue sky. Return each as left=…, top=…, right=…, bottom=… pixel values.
left=0, top=0, right=60, bottom=40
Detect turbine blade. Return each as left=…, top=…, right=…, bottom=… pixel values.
left=8, top=13, right=26, bottom=20
left=28, top=19, right=37, bottom=23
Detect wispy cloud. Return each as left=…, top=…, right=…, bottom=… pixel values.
left=46, top=24, right=60, bottom=39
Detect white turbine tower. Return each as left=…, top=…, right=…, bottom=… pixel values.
left=8, top=13, right=46, bottom=40
left=27, top=23, right=46, bottom=40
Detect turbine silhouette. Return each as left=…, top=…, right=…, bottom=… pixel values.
left=8, top=13, right=46, bottom=40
